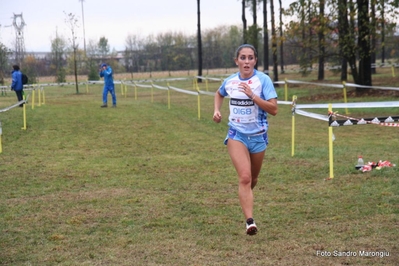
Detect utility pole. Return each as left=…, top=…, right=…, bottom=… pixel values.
left=79, top=0, right=87, bottom=55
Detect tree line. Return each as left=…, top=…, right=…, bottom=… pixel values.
left=0, top=0, right=398, bottom=91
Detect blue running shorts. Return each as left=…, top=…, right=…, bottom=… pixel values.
left=224, top=127, right=268, bottom=154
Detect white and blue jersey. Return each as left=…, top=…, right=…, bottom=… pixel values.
left=218, top=69, right=277, bottom=135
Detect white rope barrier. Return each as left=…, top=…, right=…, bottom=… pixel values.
left=0, top=94, right=30, bottom=113
left=345, top=82, right=399, bottom=91
left=285, top=79, right=344, bottom=88
left=198, top=90, right=215, bottom=96
left=295, top=109, right=329, bottom=121
left=296, top=101, right=399, bottom=109
left=132, top=83, right=152, bottom=88
left=168, top=85, right=198, bottom=96
left=151, top=84, right=168, bottom=91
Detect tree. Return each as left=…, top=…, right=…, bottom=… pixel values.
left=222, top=26, right=243, bottom=68
left=50, top=32, right=67, bottom=83
left=279, top=0, right=285, bottom=73
left=317, top=0, right=325, bottom=80
left=270, top=0, right=279, bottom=81
left=156, top=33, right=174, bottom=75
left=381, top=0, right=386, bottom=64
left=357, top=0, right=372, bottom=88
left=86, top=39, right=100, bottom=80
left=22, top=55, right=39, bottom=84
left=247, top=0, right=261, bottom=69
left=197, top=0, right=203, bottom=82
left=347, top=0, right=359, bottom=83
left=98, top=36, right=110, bottom=59
left=65, top=12, right=80, bottom=94
left=370, top=0, right=377, bottom=74
left=263, top=0, right=269, bottom=72
left=338, top=0, right=349, bottom=81
left=0, top=42, right=11, bottom=85
left=124, top=34, right=144, bottom=78
left=242, top=0, right=248, bottom=43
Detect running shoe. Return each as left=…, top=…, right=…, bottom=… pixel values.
left=246, top=218, right=257, bottom=235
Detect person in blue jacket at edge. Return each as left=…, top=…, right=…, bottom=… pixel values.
left=99, top=63, right=117, bottom=108
left=11, top=65, right=24, bottom=107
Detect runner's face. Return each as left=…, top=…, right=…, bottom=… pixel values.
left=235, top=48, right=257, bottom=79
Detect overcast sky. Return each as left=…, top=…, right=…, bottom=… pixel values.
left=0, top=0, right=292, bottom=52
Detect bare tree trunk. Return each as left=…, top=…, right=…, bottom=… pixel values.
left=263, top=0, right=269, bottom=73
left=270, top=0, right=278, bottom=82
left=348, top=0, right=359, bottom=83
left=197, top=0, right=203, bottom=83
left=370, top=0, right=377, bottom=74
left=300, top=0, right=306, bottom=61
left=74, top=47, right=79, bottom=94
left=252, top=0, right=258, bottom=69
left=338, top=0, right=348, bottom=81
left=381, top=0, right=385, bottom=63
left=242, top=0, right=247, bottom=43
left=357, top=0, right=372, bottom=88
left=279, top=0, right=284, bottom=74
left=317, top=0, right=325, bottom=80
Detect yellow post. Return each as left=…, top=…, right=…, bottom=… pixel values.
left=291, top=95, right=297, bottom=157
left=151, top=84, right=154, bottom=103
left=86, top=80, right=89, bottom=93
left=284, top=79, right=288, bottom=102
left=134, top=83, right=137, bottom=100
left=197, top=82, right=201, bottom=120
left=392, top=65, right=395, bottom=77
left=328, top=103, right=334, bottom=179
left=124, top=81, right=128, bottom=98
left=205, top=78, right=209, bottom=91
left=31, top=89, right=35, bottom=110
left=38, top=87, right=42, bottom=107
left=0, top=121, right=2, bottom=153
left=22, top=97, right=27, bottom=130
left=120, top=81, right=124, bottom=96
left=151, top=83, right=154, bottom=103
left=42, top=88, right=45, bottom=105
left=342, top=81, right=348, bottom=114
left=167, top=83, right=171, bottom=109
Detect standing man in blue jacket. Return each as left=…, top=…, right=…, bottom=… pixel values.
left=99, top=63, right=116, bottom=108
left=11, top=65, right=24, bottom=107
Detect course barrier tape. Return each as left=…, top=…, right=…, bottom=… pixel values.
left=285, top=79, right=344, bottom=88
left=195, top=76, right=224, bottom=82
left=151, top=84, right=168, bottom=91
left=168, top=85, right=198, bottom=96
left=131, top=83, right=152, bottom=89
left=296, top=101, right=399, bottom=109
left=295, top=109, right=329, bottom=121
left=345, top=83, right=399, bottom=91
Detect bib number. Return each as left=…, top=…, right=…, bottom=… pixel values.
left=230, top=98, right=256, bottom=123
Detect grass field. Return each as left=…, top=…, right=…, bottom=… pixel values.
left=1, top=69, right=398, bottom=265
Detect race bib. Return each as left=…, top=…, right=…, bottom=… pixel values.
left=229, top=98, right=256, bottom=123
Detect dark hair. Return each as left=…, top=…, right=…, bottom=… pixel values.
left=235, top=44, right=258, bottom=58
left=13, top=65, right=20, bottom=71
